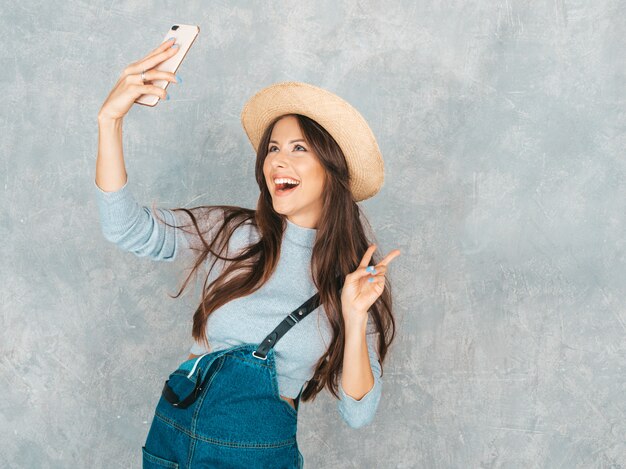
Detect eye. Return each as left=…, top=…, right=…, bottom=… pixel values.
left=267, top=144, right=307, bottom=152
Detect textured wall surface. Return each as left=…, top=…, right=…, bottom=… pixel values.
left=1, top=1, right=625, bottom=467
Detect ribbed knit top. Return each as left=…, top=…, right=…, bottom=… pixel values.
left=94, top=178, right=383, bottom=428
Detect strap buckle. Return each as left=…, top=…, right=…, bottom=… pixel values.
left=250, top=292, right=327, bottom=362
left=252, top=350, right=267, bottom=360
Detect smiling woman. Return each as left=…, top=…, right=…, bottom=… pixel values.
left=95, top=80, right=399, bottom=468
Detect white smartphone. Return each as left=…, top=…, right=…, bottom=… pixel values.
left=135, top=24, right=200, bottom=107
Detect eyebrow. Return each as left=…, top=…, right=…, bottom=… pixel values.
left=268, top=139, right=306, bottom=145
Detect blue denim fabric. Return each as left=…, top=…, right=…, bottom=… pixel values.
left=143, top=343, right=304, bottom=468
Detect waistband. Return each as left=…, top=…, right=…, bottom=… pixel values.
left=181, top=343, right=275, bottom=378
left=163, top=343, right=278, bottom=410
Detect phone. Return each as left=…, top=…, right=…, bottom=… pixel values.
left=135, top=24, right=200, bottom=107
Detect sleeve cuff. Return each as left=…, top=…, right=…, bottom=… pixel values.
left=339, top=376, right=381, bottom=403
left=93, top=177, right=179, bottom=261
left=94, top=177, right=129, bottom=196
left=337, top=376, right=382, bottom=429
left=93, top=177, right=142, bottom=241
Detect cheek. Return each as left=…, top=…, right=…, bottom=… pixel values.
left=262, top=159, right=271, bottom=179
left=303, top=158, right=323, bottom=175
left=314, top=167, right=326, bottom=193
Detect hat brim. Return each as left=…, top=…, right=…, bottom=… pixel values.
left=240, top=81, right=384, bottom=202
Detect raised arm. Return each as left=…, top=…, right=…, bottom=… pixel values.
left=96, top=37, right=180, bottom=192
left=336, top=245, right=400, bottom=428
left=94, top=38, right=201, bottom=262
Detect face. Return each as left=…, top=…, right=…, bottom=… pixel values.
left=263, top=115, right=326, bottom=229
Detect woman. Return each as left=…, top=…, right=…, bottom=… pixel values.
left=95, top=38, right=401, bottom=468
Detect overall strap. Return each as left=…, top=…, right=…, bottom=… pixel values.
left=252, top=277, right=343, bottom=360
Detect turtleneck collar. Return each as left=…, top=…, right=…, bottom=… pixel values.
left=284, top=217, right=317, bottom=249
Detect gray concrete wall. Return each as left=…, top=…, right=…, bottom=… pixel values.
left=1, top=1, right=624, bottom=467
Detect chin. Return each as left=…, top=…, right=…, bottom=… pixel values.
left=270, top=204, right=287, bottom=214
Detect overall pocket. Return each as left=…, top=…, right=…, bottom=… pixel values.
left=161, top=355, right=224, bottom=409
left=142, top=446, right=179, bottom=468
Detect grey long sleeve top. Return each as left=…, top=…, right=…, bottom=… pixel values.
left=94, top=178, right=383, bottom=428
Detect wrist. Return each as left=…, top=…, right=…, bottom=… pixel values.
left=97, top=114, right=123, bottom=128
left=343, top=311, right=368, bottom=335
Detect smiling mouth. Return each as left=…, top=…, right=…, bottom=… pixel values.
left=274, top=181, right=299, bottom=195
left=274, top=184, right=298, bottom=195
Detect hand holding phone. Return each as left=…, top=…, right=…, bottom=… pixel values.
left=98, top=24, right=200, bottom=121
left=135, top=24, right=200, bottom=106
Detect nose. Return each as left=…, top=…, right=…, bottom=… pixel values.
left=270, top=149, right=289, bottom=168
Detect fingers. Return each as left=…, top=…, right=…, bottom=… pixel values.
left=358, top=245, right=401, bottom=268
left=367, top=274, right=386, bottom=285
left=378, top=249, right=401, bottom=266
left=351, top=262, right=387, bottom=282
left=141, top=42, right=180, bottom=71
left=125, top=40, right=180, bottom=76
left=358, top=244, right=377, bottom=268
left=145, top=37, right=177, bottom=59
left=139, top=37, right=177, bottom=64
left=350, top=245, right=400, bottom=285
left=130, top=83, right=169, bottom=101
left=130, top=69, right=178, bottom=85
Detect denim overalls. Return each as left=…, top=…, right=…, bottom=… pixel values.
left=142, top=290, right=325, bottom=469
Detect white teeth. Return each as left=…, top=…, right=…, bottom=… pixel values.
left=274, top=178, right=300, bottom=185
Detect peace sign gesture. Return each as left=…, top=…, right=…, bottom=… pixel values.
left=340, top=245, right=401, bottom=327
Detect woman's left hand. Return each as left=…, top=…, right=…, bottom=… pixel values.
left=341, top=244, right=401, bottom=326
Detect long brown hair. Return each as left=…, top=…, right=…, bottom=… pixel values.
left=154, top=113, right=396, bottom=403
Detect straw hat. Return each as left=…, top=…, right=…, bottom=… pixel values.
left=240, top=81, right=384, bottom=202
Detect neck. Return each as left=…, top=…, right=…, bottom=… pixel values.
left=284, top=217, right=317, bottom=248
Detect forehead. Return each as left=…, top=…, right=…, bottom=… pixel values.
left=270, top=115, right=304, bottom=139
